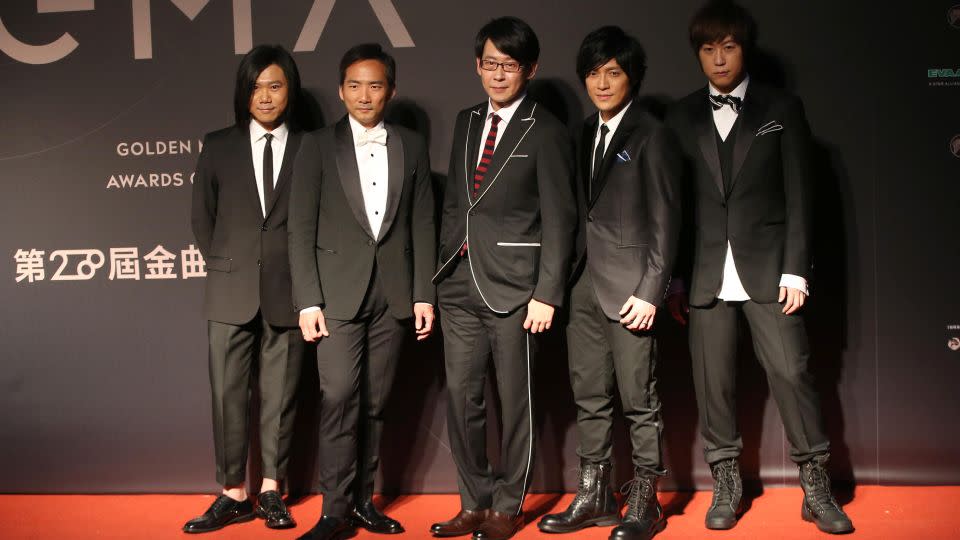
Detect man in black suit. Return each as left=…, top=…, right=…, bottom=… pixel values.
left=429, top=17, right=577, bottom=540
left=288, top=43, right=436, bottom=540
left=185, top=44, right=304, bottom=533
left=538, top=27, right=682, bottom=540
left=665, top=1, right=853, bottom=534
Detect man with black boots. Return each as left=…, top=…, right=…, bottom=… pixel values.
left=537, top=26, right=681, bottom=540
left=665, top=1, right=853, bottom=534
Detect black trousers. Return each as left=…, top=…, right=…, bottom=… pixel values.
left=207, top=313, right=303, bottom=486
left=438, top=257, right=535, bottom=516
left=314, top=269, right=407, bottom=517
left=567, top=267, right=664, bottom=475
left=689, top=299, right=829, bottom=465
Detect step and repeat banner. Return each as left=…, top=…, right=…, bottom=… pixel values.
left=1, top=0, right=958, bottom=492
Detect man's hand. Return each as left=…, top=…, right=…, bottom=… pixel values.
left=414, top=302, right=435, bottom=341
left=666, top=291, right=689, bottom=326
left=523, top=298, right=555, bottom=334
left=299, top=308, right=330, bottom=342
left=779, top=286, right=806, bottom=315
left=620, top=295, right=656, bottom=331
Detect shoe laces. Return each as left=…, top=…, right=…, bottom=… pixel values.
left=803, top=456, right=841, bottom=511
left=210, top=495, right=240, bottom=515
left=711, top=460, right=738, bottom=505
left=620, top=475, right=653, bottom=520
left=260, top=491, right=283, bottom=511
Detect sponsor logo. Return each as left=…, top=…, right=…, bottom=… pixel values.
left=949, top=337, right=960, bottom=351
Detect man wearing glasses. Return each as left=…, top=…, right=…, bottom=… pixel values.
left=430, top=16, right=577, bottom=540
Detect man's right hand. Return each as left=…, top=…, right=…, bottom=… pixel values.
left=299, top=308, right=330, bottom=342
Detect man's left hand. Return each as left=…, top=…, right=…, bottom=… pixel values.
left=620, top=295, right=656, bottom=331
left=414, top=302, right=435, bottom=340
left=523, top=298, right=555, bottom=334
left=779, top=286, right=806, bottom=315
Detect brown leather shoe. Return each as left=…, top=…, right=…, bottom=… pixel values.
left=430, top=508, right=490, bottom=537
left=473, top=511, right=523, bottom=540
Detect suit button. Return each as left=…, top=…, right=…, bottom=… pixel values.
left=257, top=259, right=261, bottom=267
left=587, top=215, right=594, bottom=222
left=368, top=239, right=375, bottom=246
left=469, top=210, right=475, bottom=217
left=260, top=225, right=267, bottom=231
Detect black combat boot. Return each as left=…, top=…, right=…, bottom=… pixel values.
left=799, top=454, right=854, bottom=534
left=538, top=460, right=619, bottom=533
left=609, top=471, right=664, bottom=540
left=705, top=458, right=742, bottom=530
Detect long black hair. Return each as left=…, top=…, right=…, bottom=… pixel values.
left=233, top=44, right=302, bottom=130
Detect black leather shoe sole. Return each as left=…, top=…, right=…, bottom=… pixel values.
left=183, top=512, right=255, bottom=534
left=349, top=515, right=404, bottom=534
left=801, top=503, right=854, bottom=534
left=538, top=514, right=620, bottom=533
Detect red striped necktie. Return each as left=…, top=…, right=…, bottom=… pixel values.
left=461, top=113, right=502, bottom=257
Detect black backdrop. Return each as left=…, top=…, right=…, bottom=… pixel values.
left=1, top=0, right=958, bottom=493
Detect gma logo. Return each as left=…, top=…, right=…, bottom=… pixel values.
left=0, top=0, right=415, bottom=65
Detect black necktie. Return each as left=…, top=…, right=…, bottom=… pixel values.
left=709, top=94, right=743, bottom=114
left=262, top=133, right=274, bottom=214
left=590, top=123, right=609, bottom=198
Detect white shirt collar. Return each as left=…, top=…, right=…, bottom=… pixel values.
left=709, top=74, right=750, bottom=100
left=486, top=93, right=526, bottom=125
left=597, top=100, right=632, bottom=135
left=348, top=114, right=386, bottom=140
left=249, top=120, right=288, bottom=144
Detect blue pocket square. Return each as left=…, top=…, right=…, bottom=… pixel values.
left=616, top=150, right=631, bottom=162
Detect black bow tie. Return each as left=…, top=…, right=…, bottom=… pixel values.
left=709, top=94, right=743, bottom=114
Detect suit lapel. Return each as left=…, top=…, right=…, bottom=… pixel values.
left=462, top=104, right=486, bottom=200
left=693, top=88, right=725, bottom=200
left=589, top=105, right=643, bottom=208
left=235, top=127, right=264, bottom=218
left=334, top=117, right=375, bottom=239
left=729, top=83, right=770, bottom=191
left=473, top=98, right=536, bottom=205
left=377, top=124, right=404, bottom=241
left=579, top=117, right=596, bottom=208
left=263, top=130, right=301, bottom=219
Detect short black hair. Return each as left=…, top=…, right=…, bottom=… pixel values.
left=576, top=26, right=647, bottom=95
left=688, top=0, right=757, bottom=58
left=474, top=16, right=540, bottom=69
left=233, top=44, right=302, bottom=130
left=339, top=43, right=397, bottom=89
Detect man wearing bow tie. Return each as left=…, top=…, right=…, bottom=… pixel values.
left=288, top=43, right=436, bottom=540
left=665, top=1, right=852, bottom=535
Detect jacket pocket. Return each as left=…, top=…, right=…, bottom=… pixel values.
left=496, top=242, right=541, bottom=247
left=205, top=255, right=232, bottom=272
left=315, top=246, right=337, bottom=254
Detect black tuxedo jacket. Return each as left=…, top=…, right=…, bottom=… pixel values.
left=665, top=82, right=814, bottom=307
left=191, top=125, right=302, bottom=327
left=573, top=105, right=683, bottom=320
left=287, top=116, right=436, bottom=321
left=433, top=98, right=577, bottom=313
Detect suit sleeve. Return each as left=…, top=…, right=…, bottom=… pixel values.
left=780, top=96, right=814, bottom=279
left=634, top=126, right=683, bottom=305
left=190, top=133, right=216, bottom=258
left=411, top=137, right=437, bottom=304
left=437, top=113, right=463, bottom=267
left=287, top=132, right=325, bottom=310
left=531, top=123, right=577, bottom=307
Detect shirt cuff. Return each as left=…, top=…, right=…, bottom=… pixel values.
left=299, top=306, right=321, bottom=314
left=779, top=274, right=809, bottom=296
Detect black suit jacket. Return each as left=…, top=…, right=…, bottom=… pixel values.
left=573, top=105, right=683, bottom=320
left=665, top=82, right=814, bottom=307
left=433, top=98, right=577, bottom=313
left=191, top=125, right=302, bottom=327
left=288, top=116, right=436, bottom=321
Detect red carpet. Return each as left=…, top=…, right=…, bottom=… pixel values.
left=2, top=487, right=957, bottom=539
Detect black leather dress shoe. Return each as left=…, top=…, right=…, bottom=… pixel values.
left=350, top=499, right=404, bottom=534
left=297, top=515, right=354, bottom=540
left=182, top=494, right=255, bottom=533
left=256, top=490, right=296, bottom=529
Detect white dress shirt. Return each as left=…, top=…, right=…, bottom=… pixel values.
left=591, top=100, right=632, bottom=178
left=709, top=75, right=808, bottom=299
left=348, top=115, right=389, bottom=239
left=249, top=121, right=288, bottom=217
left=476, top=94, right=527, bottom=168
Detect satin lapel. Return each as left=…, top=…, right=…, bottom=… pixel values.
left=234, top=127, right=264, bottom=218
left=730, top=84, right=769, bottom=191
left=474, top=99, right=536, bottom=204
left=264, top=130, right=301, bottom=219
left=589, top=106, right=643, bottom=208
left=463, top=105, right=485, bottom=200
left=694, top=89, right=725, bottom=200
left=334, top=118, right=375, bottom=239
left=377, top=124, right=404, bottom=241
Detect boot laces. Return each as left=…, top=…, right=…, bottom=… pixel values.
left=620, top=475, right=653, bottom=520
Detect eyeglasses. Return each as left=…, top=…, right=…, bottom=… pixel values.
left=480, top=59, right=522, bottom=73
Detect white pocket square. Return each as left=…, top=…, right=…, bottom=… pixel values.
left=756, top=121, right=783, bottom=136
